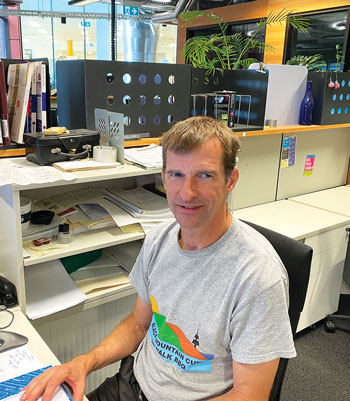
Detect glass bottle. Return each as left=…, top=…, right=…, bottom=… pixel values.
left=299, top=81, right=314, bottom=125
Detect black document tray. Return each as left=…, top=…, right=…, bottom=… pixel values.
left=24, top=129, right=100, bottom=165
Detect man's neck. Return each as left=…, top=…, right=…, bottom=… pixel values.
left=178, top=213, right=233, bottom=251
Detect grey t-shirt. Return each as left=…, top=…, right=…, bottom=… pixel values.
left=129, top=217, right=296, bottom=401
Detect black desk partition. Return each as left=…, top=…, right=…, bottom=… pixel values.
left=57, top=60, right=192, bottom=139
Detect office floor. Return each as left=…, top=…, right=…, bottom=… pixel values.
left=281, top=288, right=350, bottom=401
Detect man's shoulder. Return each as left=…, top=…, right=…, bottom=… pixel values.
left=144, top=218, right=178, bottom=242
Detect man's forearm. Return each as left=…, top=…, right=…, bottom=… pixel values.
left=81, top=311, right=149, bottom=374
left=210, top=388, right=266, bottom=401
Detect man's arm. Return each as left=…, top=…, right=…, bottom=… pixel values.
left=21, top=296, right=153, bottom=401
left=210, top=359, right=279, bottom=401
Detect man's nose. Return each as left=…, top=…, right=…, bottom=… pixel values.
left=180, top=177, right=197, bottom=200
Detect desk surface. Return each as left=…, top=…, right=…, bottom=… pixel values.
left=289, top=185, right=350, bottom=217
left=234, top=199, right=350, bottom=240
left=0, top=307, right=60, bottom=367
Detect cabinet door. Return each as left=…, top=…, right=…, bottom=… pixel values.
left=297, top=263, right=343, bottom=332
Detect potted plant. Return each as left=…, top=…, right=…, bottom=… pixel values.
left=179, top=8, right=309, bottom=75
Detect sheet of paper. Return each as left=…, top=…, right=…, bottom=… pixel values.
left=0, top=158, right=77, bottom=187
left=75, top=274, right=129, bottom=294
left=53, top=159, right=121, bottom=171
left=25, top=260, right=87, bottom=319
left=0, top=345, right=42, bottom=382
left=4, top=384, right=71, bottom=401
left=97, top=198, right=171, bottom=227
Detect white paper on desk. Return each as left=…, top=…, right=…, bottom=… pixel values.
left=25, top=260, right=87, bottom=319
left=4, top=383, right=72, bottom=401
left=0, top=345, right=42, bottom=382
left=0, top=158, right=77, bottom=187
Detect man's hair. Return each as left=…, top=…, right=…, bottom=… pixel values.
left=161, top=116, right=241, bottom=182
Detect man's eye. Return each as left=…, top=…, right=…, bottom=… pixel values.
left=200, top=173, right=212, bottom=179
left=170, top=172, right=182, bottom=178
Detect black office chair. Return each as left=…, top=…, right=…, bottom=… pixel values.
left=241, top=220, right=313, bottom=401
left=324, top=243, right=350, bottom=333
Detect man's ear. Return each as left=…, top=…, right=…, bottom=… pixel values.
left=226, top=168, right=239, bottom=194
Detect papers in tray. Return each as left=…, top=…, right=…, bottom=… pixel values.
left=124, top=144, right=162, bottom=169
left=25, top=260, right=87, bottom=319
left=104, top=186, right=173, bottom=219
left=70, top=250, right=129, bottom=294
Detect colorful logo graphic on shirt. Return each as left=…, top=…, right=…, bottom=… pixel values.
left=148, top=296, right=214, bottom=372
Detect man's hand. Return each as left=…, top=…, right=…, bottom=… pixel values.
left=21, top=355, right=90, bottom=401
left=20, top=297, right=152, bottom=401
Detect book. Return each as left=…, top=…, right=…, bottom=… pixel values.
left=36, top=62, right=47, bottom=132
left=104, top=187, right=170, bottom=215
left=7, top=62, right=34, bottom=143
left=30, top=61, right=40, bottom=133
left=0, top=60, right=10, bottom=146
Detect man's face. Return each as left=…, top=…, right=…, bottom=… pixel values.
left=162, top=137, right=238, bottom=233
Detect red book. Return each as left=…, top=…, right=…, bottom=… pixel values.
left=0, top=60, right=10, bottom=146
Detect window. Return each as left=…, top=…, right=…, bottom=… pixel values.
left=284, top=9, right=350, bottom=71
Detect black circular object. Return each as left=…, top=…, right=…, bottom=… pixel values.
left=30, top=210, right=55, bottom=225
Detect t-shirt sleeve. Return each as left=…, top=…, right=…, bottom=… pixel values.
left=129, top=242, right=151, bottom=305
left=230, top=278, right=297, bottom=364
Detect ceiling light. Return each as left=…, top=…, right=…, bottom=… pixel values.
left=68, top=0, right=100, bottom=6
left=29, top=21, right=41, bottom=27
left=333, top=21, right=346, bottom=30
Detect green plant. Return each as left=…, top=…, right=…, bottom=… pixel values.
left=179, top=8, right=309, bottom=75
left=335, top=44, right=344, bottom=71
left=286, top=54, right=326, bottom=71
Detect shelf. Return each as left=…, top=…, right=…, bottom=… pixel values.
left=24, top=227, right=145, bottom=266
left=31, top=283, right=137, bottom=325
left=12, top=161, right=162, bottom=191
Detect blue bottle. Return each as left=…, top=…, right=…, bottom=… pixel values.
left=299, top=81, right=314, bottom=125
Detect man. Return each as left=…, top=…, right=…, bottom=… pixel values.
left=22, top=116, right=295, bottom=401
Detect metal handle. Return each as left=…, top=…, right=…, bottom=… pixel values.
left=51, top=144, right=91, bottom=159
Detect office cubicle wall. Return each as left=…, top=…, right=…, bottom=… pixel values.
left=57, top=60, right=192, bottom=139
left=232, top=134, right=282, bottom=210
left=277, top=128, right=350, bottom=199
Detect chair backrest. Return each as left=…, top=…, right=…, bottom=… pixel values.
left=241, top=220, right=313, bottom=401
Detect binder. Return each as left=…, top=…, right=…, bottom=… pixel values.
left=0, top=60, right=10, bottom=145
left=7, top=62, right=34, bottom=144
left=36, top=62, right=47, bottom=132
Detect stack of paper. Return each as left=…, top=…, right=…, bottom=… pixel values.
left=25, top=260, right=87, bottom=319
left=68, top=202, right=117, bottom=234
left=104, top=187, right=173, bottom=219
left=124, top=144, right=162, bottom=169
left=69, top=251, right=129, bottom=294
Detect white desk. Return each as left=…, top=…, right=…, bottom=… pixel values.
left=0, top=307, right=60, bottom=367
left=289, top=185, right=350, bottom=217
left=234, top=200, right=350, bottom=332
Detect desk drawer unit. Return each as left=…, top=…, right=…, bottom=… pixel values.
left=297, top=224, right=350, bottom=332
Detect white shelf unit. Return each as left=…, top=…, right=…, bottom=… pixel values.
left=0, top=162, right=162, bottom=316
